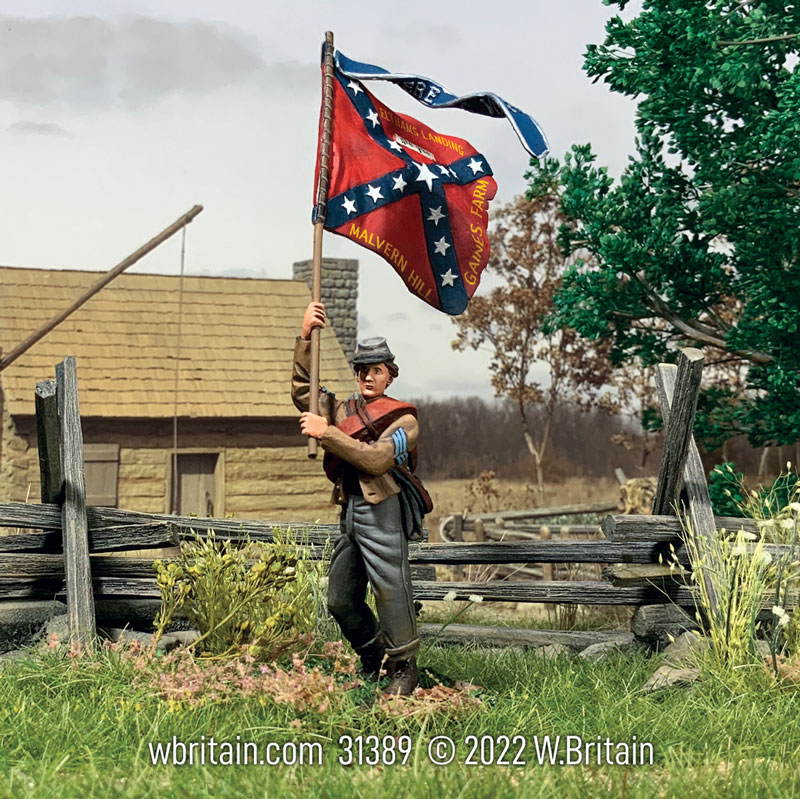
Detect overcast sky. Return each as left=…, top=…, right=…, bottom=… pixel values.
left=0, top=0, right=641, bottom=401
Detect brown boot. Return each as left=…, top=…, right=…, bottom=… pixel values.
left=382, top=658, right=418, bottom=696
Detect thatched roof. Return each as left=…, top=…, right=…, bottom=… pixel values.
left=0, top=266, right=354, bottom=418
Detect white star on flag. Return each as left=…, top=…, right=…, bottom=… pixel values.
left=392, top=174, right=407, bottom=192
left=467, top=158, right=484, bottom=175
left=441, top=269, right=459, bottom=287
left=366, top=184, right=383, bottom=203
left=437, top=165, right=451, bottom=175
left=388, top=138, right=403, bottom=151
left=342, top=196, right=357, bottom=215
left=366, top=109, right=380, bottom=127
left=434, top=236, right=451, bottom=256
left=415, top=162, right=438, bottom=191
left=427, top=206, right=446, bottom=226
left=348, top=80, right=363, bottom=96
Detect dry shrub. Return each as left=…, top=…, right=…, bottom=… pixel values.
left=464, top=470, right=537, bottom=515
left=98, top=636, right=360, bottom=712
left=153, top=528, right=328, bottom=660
left=376, top=681, right=483, bottom=719
left=618, top=477, right=656, bottom=514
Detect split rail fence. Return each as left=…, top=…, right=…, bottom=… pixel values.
left=0, top=350, right=793, bottom=645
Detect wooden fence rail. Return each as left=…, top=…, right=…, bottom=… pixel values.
left=439, top=504, right=618, bottom=542
left=0, top=349, right=783, bottom=646
left=0, top=502, right=339, bottom=550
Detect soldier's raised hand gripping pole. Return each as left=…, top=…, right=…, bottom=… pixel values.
left=308, top=31, right=336, bottom=459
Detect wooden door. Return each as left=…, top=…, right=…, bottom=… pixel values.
left=171, top=453, right=218, bottom=517
left=84, top=443, right=119, bottom=508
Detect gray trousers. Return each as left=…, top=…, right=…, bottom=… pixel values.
left=326, top=494, right=420, bottom=661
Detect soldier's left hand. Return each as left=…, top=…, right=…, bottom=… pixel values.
left=300, top=412, right=329, bottom=439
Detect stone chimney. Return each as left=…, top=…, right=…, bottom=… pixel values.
left=292, top=258, right=358, bottom=362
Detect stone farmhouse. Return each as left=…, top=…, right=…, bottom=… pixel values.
left=0, top=260, right=359, bottom=526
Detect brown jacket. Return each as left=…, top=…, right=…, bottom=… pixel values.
left=291, top=337, right=419, bottom=505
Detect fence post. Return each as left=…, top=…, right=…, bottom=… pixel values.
left=653, top=349, right=705, bottom=514
left=35, top=379, right=62, bottom=504
left=653, top=349, right=719, bottom=614
left=539, top=525, right=556, bottom=615
left=56, top=357, right=96, bottom=644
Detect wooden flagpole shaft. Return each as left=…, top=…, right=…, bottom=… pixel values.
left=308, top=30, right=335, bottom=459
left=0, top=204, right=204, bottom=373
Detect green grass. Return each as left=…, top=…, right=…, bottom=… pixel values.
left=1, top=643, right=799, bottom=798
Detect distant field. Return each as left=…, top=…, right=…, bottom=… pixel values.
left=417, top=475, right=627, bottom=631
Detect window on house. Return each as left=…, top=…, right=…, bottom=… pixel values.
left=84, top=443, right=120, bottom=508
left=169, top=452, right=221, bottom=517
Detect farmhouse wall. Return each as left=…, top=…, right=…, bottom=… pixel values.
left=292, top=258, right=358, bottom=362
left=0, top=388, right=29, bottom=506
left=2, top=416, right=339, bottom=530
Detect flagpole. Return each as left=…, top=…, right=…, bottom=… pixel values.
left=308, top=30, right=335, bottom=459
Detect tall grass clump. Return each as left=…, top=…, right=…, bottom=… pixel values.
left=681, top=463, right=800, bottom=678
left=153, top=528, right=331, bottom=660
left=681, top=517, right=775, bottom=670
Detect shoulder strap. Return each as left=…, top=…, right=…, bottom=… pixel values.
left=335, top=397, right=417, bottom=441
left=344, top=397, right=359, bottom=418
left=355, top=403, right=380, bottom=440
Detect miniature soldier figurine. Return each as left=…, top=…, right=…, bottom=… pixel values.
left=292, top=301, right=432, bottom=696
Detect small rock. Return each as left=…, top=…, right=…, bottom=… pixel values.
left=578, top=637, right=637, bottom=661
left=163, top=629, right=200, bottom=646
left=38, top=614, right=70, bottom=646
left=755, top=640, right=772, bottom=659
left=157, top=630, right=201, bottom=652
left=0, top=601, right=67, bottom=652
left=0, top=649, right=36, bottom=670
left=642, top=665, right=701, bottom=694
left=662, top=631, right=710, bottom=665
left=533, top=643, right=572, bottom=660
left=631, top=604, right=700, bottom=649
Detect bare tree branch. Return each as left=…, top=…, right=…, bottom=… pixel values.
left=632, top=272, right=773, bottom=364
left=718, top=33, right=799, bottom=47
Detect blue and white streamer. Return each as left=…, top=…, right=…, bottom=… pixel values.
left=334, top=49, right=549, bottom=159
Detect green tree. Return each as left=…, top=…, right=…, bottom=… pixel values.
left=528, top=0, right=800, bottom=448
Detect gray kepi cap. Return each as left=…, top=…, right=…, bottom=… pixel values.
left=351, top=336, right=395, bottom=366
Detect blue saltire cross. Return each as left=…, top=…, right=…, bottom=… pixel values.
left=316, top=67, right=494, bottom=315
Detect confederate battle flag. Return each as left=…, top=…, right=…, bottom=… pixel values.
left=313, top=50, right=548, bottom=315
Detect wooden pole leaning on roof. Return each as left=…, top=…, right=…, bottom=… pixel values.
left=308, top=30, right=336, bottom=459
left=0, top=204, right=204, bottom=373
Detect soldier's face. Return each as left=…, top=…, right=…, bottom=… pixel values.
left=357, top=363, right=393, bottom=398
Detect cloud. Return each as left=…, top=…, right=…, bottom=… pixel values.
left=378, top=22, right=461, bottom=49
left=7, top=120, right=69, bottom=136
left=0, top=15, right=268, bottom=110
left=261, top=60, right=318, bottom=94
